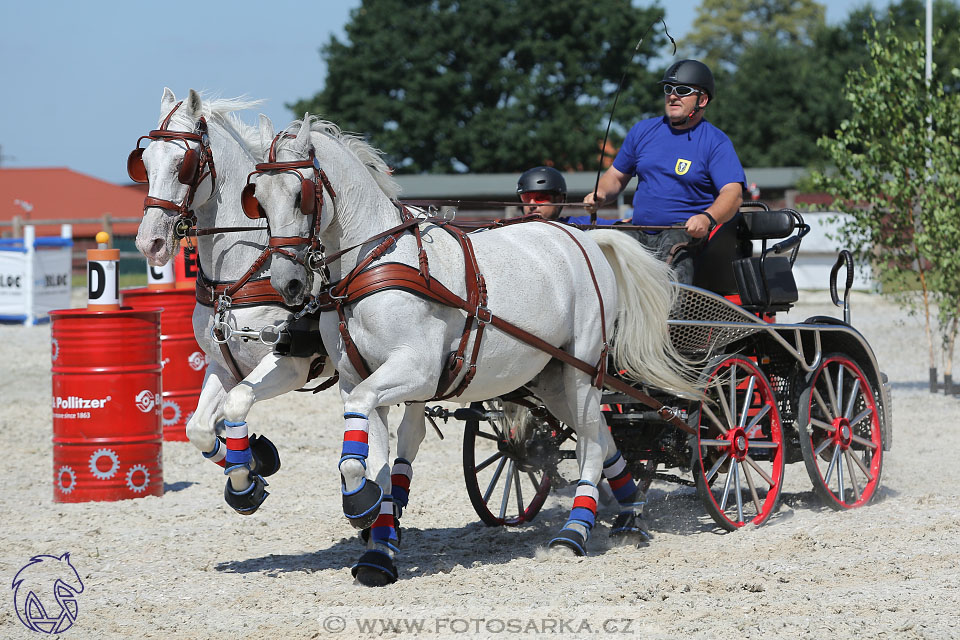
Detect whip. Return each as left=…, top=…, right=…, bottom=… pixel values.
left=591, top=19, right=676, bottom=224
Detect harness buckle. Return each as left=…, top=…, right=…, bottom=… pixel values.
left=216, top=294, right=233, bottom=311
left=476, top=305, right=492, bottom=324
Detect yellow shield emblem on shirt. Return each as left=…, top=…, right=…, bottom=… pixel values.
left=675, top=158, right=692, bottom=175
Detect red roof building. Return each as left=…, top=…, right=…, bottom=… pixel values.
left=0, top=168, right=146, bottom=238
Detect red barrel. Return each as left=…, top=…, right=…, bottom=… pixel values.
left=121, top=288, right=205, bottom=441
left=50, top=308, right=163, bottom=502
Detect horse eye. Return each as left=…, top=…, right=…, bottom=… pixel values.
left=294, top=193, right=302, bottom=209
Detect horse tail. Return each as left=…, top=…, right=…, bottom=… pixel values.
left=587, top=229, right=702, bottom=399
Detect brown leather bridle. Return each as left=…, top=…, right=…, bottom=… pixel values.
left=127, top=101, right=217, bottom=237
left=241, top=132, right=336, bottom=274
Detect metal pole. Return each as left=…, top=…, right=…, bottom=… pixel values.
left=925, top=0, right=933, bottom=84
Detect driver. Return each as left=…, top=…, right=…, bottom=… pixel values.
left=517, top=166, right=618, bottom=225
left=583, top=59, right=746, bottom=284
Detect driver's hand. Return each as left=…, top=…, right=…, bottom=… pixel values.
left=685, top=213, right=713, bottom=239
left=582, top=192, right=600, bottom=214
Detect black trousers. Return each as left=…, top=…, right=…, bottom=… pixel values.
left=627, top=228, right=704, bottom=285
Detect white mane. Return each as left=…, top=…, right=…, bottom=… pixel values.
left=162, top=92, right=267, bottom=162
left=281, top=116, right=401, bottom=200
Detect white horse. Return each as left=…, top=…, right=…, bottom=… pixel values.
left=131, top=89, right=336, bottom=514
left=246, top=115, right=700, bottom=585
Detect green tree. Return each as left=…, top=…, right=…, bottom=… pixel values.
left=694, top=0, right=960, bottom=167
left=291, top=0, right=667, bottom=174
left=810, top=20, right=960, bottom=377
left=684, top=0, right=826, bottom=70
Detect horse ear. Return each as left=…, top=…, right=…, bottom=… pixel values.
left=186, top=89, right=202, bottom=117
left=161, top=88, right=176, bottom=116
left=295, top=113, right=311, bottom=147
left=258, top=114, right=275, bottom=152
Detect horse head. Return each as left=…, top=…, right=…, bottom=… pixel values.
left=132, top=87, right=216, bottom=266
left=244, top=114, right=402, bottom=306
left=243, top=115, right=332, bottom=306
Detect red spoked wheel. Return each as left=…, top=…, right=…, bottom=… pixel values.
left=798, top=354, right=883, bottom=509
left=463, top=399, right=576, bottom=526
left=692, top=355, right=785, bottom=531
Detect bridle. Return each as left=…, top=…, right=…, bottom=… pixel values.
left=127, top=101, right=217, bottom=238
left=241, top=132, right=336, bottom=275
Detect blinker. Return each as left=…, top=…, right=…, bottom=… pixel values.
left=241, top=183, right=266, bottom=219
left=127, top=148, right=148, bottom=183
left=179, top=149, right=200, bottom=185
left=301, top=179, right=317, bottom=217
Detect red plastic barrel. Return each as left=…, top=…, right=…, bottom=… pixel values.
left=50, top=308, right=163, bottom=502
left=121, top=288, right=205, bottom=441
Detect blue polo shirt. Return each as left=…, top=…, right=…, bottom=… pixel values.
left=613, top=116, right=746, bottom=227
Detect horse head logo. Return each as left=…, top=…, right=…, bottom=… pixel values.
left=12, top=552, right=84, bottom=634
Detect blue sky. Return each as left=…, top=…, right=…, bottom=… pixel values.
left=1, top=0, right=888, bottom=185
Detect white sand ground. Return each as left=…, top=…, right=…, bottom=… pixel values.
left=1, top=290, right=958, bottom=639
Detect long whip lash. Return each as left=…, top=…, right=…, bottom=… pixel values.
left=591, top=19, right=676, bottom=223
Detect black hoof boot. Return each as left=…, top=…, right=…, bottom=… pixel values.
left=610, top=511, right=653, bottom=544
left=548, top=528, right=587, bottom=556
left=342, top=478, right=383, bottom=529
left=224, top=475, right=269, bottom=515
left=352, top=550, right=398, bottom=587
left=249, top=434, right=281, bottom=477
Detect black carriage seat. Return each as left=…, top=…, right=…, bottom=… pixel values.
left=732, top=208, right=806, bottom=314
left=691, top=211, right=753, bottom=295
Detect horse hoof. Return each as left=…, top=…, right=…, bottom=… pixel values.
left=352, top=550, right=398, bottom=586
left=548, top=529, right=587, bottom=556
left=224, top=475, right=269, bottom=515
left=610, top=511, right=653, bottom=544
left=343, top=478, right=383, bottom=529
left=249, top=434, right=281, bottom=477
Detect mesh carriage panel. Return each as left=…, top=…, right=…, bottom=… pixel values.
left=667, top=285, right=768, bottom=355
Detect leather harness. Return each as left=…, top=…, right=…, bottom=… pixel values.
left=238, top=134, right=697, bottom=435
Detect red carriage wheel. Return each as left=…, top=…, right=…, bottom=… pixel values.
left=462, top=399, right=574, bottom=526
left=798, top=354, right=883, bottom=509
left=692, top=355, right=785, bottom=531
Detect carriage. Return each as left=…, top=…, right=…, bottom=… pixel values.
left=439, top=204, right=891, bottom=532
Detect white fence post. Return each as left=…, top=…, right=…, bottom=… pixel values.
left=23, top=226, right=35, bottom=325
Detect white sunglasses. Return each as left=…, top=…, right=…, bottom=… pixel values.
left=662, top=84, right=700, bottom=97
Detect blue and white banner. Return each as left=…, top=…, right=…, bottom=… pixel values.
left=0, top=225, right=73, bottom=324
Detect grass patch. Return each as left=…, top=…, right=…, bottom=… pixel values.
left=73, top=272, right=149, bottom=290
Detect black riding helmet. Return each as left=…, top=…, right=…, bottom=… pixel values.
left=660, top=59, right=715, bottom=101
left=517, top=166, right=566, bottom=215
left=517, top=166, right=566, bottom=197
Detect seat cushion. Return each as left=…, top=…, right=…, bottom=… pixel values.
left=733, top=256, right=799, bottom=307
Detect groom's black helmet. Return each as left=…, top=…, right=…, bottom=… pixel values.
left=517, top=166, right=567, bottom=198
